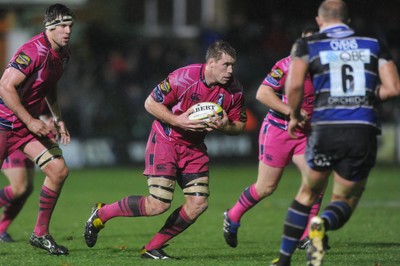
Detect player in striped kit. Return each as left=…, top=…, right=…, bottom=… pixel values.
left=0, top=151, right=34, bottom=243
left=0, top=4, right=74, bottom=255
left=272, top=1, right=400, bottom=265
left=0, top=114, right=56, bottom=243
left=223, top=27, right=323, bottom=250
left=84, top=40, right=247, bottom=259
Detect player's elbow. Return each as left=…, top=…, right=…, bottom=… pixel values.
left=144, top=96, right=154, bottom=113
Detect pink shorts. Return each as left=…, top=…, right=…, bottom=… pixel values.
left=143, top=130, right=209, bottom=178
left=0, top=126, right=55, bottom=162
left=258, top=120, right=307, bottom=168
left=0, top=126, right=35, bottom=161
left=2, top=149, right=34, bottom=169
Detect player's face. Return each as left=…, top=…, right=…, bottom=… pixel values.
left=48, top=20, right=73, bottom=51
left=210, top=52, right=235, bottom=85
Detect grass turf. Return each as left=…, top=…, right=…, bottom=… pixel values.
left=0, top=163, right=399, bottom=265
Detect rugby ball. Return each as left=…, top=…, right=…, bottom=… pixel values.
left=188, top=102, right=223, bottom=121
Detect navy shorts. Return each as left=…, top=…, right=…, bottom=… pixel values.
left=305, top=125, right=378, bottom=181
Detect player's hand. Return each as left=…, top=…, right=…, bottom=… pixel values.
left=287, top=117, right=299, bottom=139
left=296, top=109, right=308, bottom=128
left=54, top=120, right=71, bottom=145
left=27, top=118, right=51, bottom=137
left=204, top=110, right=228, bottom=132
left=177, top=108, right=208, bottom=132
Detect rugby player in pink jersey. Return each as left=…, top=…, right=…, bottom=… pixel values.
left=0, top=114, right=56, bottom=243
left=0, top=150, right=34, bottom=243
left=84, top=40, right=248, bottom=259
left=223, top=28, right=324, bottom=250
left=0, top=4, right=74, bottom=255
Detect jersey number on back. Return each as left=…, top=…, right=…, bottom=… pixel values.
left=320, top=49, right=370, bottom=97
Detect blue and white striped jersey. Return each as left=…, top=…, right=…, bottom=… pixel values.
left=291, top=24, right=392, bottom=130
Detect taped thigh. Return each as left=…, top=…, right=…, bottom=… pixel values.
left=33, top=145, right=63, bottom=169
left=182, top=178, right=209, bottom=197
left=148, top=177, right=176, bottom=203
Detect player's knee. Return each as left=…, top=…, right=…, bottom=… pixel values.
left=256, top=184, right=276, bottom=198
left=53, top=163, right=69, bottom=181
left=12, top=183, right=33, bottom=200
left=147, top=197, right=171, bottom=215
left=44, top=160, right=69, bottom=184
left=186, top=196, right=208, bottom=216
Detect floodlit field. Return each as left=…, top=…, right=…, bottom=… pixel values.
left=1, top=163, right=399, bottom=265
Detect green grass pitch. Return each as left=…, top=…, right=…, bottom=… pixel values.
left=1, top=163, right=399, bottom=265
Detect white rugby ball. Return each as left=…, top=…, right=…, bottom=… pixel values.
left=188, top=102, right=223, bottom=121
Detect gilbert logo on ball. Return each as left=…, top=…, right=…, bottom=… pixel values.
left=188, top=102, right=223, bottom=122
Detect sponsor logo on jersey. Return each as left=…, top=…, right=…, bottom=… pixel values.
left=266, top=67, right=284, bottom=87
left=152, top=87, right=164, bottom=103
left=217, top=94, right=225, bottom=106
left=158, top=79, right=171, bottom=95
left=190, top=93, right=201, bottom=101
left=270, top=68, right=284, bottom=79
left=15, top=52, right=32, bottom=69
left=156, top=164, right=167, bottom=170
left=265, top=75, right=280, bottom=87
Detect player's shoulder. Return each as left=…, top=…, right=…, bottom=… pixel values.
left=225, top=77, right=244, bottom=94
left=274, top=56, right=291, bottom=71
left=168, top=63, right=202, bottom=89
left=19, top=33, right=50, bottom=59
left=172, top=63, right=202, bottom=75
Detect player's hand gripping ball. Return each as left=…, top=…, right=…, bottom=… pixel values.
left=188, top=102, right=223, bottom=122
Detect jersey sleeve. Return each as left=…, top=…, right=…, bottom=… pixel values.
left=8, top=42, right=42, bottom=77
left=290, top=37, right=309, bottom=63
left=150, top=72, right=179, bottom=107
left=262, top=61, right=288, bottom=92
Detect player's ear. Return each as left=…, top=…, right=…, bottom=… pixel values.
left=315, top=16, right=322, bottom=27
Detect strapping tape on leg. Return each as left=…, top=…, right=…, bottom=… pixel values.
left=34, top=145, right=63, bottom=169
left=148, top=178, right=175, bottom=203
left=183, top=179, right=209, bottom=197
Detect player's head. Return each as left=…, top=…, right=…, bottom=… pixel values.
left=205, top=40, right=237, bottom=63
left=205, top=40, right=237, bottom=86
left=301, top=26, right=319, bottom=38
left=44, top=3, right=74, bottom=30
left=316, top=0, right=350, bottom=26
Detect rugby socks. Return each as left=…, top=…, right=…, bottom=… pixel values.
left=34, top=185, right=59, bottom=236
left=278, top=200, right=311, bottom=264
left=321, top=201, right=352, bottom=231
left=98, top=196, right=146, bottom=222
left=228, top=184, right=260, bottom=223
left=0, top=186, right=13, bottom=207
left=145, top=206, right=193, bottom=250
left=300, top=192, right=324, bottom=240
left=0, top=198, right=25, bottom=233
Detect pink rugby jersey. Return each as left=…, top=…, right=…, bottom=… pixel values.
left=262, top=56, right=314, bottom=132
left=150, top=63, right=247, bottom=145
left=0, top=32, right=70, bottom=130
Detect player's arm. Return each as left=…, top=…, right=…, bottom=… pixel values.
left=45, top=89, right=70, bottom=145
left=286, top=58, right=307, bottom=138
left=144, top=95, right=205, bottom=131
left=0, top=68, right=49, bottom=137
left=377, top=60, right=400, bottom=101
left=256, top=84, right=290, bottom=116
left=205, top=108, right=246, bottom=135
left=45, top=89, right=62, bottom=123
left=0, top=68, right=33, bottom=124
left=217, top=114, right=246, bottom=135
